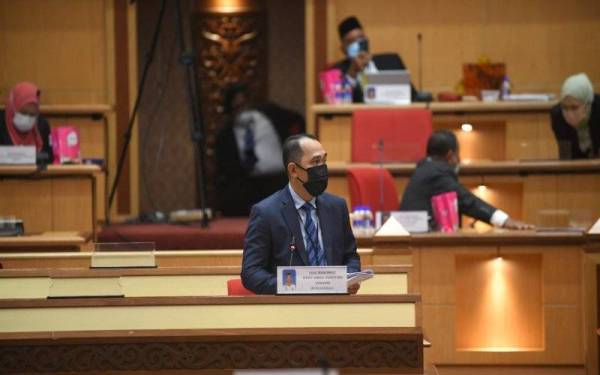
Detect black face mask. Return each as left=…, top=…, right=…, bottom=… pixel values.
left=295, top=163, right=328, bottom=197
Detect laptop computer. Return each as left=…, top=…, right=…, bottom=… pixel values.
left=364, top=70, right=412, bottom=105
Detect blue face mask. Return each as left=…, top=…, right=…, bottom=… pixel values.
left=346, top=38, right=369, bottom=58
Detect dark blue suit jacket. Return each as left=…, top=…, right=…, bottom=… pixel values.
left=241, top=186, right=361, bottom=294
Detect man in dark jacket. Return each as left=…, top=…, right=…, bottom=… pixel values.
left=400, top=130, right=532, bottom=230
left=215, top=84, right=305, bottom=216
left=333, top=16, right=426, bottom=103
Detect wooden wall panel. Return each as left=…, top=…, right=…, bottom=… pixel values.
left=505, top=114, right=557, bottom=160
left=0, top=0, right=109, bottom=104
left=557, top=174, right=600, bottom=225
left=0, top=0, right=138, bottom=219
left=434, top=120, right=506, bottom=162
left=319, top=115, right=352, bottom=162
left=326, top=0, right=600, bottom=95
left=51, top=179, right=94, bottom=234
left=0, top=180, right=52, bottom=234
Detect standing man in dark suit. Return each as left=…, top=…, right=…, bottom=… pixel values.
left=400, top=130, right=533, bottom=231
left=333, top=16, right=424, bottom=103
left=241, top=134, right=361, bottom=295
left=215, top=84, right=305, bottom=216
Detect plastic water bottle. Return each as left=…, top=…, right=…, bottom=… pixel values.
left=342, top=80, right=353, bottom=103
left=333, top=81, right=343, bottom=104
left=501, top=76, right=511, bottom=100
left=351, top=205, right=374, bottom=237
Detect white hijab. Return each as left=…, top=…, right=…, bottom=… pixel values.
left=560, top=73, right=594, bottom=104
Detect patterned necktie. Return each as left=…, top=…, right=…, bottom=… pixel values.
left=300, top=203, right=326, bottom=266
left=242, top=120, right=258, bottom=171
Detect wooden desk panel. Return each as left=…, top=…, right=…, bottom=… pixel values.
left=328, top=161, right=600, bottom=226
left=375, top=230, right=597, bottom=375
left=0, top=327, right=423, bottom=374
left=312, top=101, right=558, bottom=162
left=0, top=295, right=424, bottom=374
left=0, top=165, right=101, bottom=237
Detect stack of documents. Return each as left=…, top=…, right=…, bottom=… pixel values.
left=347, top=269, right=374, bottom=286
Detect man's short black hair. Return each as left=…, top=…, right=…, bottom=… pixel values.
left=426, top=130, right=458, bottom=157
left=282, top=134, right=317, bottom=171
left=338, top=16, right=362, bottom=40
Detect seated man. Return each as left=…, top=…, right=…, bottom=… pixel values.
left=399, top=130, right=533, bottom=230
left=333, top=16, right=427, bottom=103
left=241, top=134, right=361, bottom=294
left=215, top=83, right=305, bottom=216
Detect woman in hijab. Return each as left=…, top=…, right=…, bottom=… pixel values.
left=550, top=73, right=600, bottom=159
left=0, top=82, right=53, bottom=162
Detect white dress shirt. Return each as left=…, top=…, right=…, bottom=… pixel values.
left=288, top=184, right=325, bottom=254
left=233, top=110, right=284, bottom=176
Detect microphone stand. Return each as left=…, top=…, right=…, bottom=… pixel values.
left=109, top=0, right=210, bottom=228
left=174, top=0, right=210, bottom=227
left=108, top=0, right=167, bottom=215
left=417, top=33, right=423, bottom=92
left=377, top=139, right=385, bottom=212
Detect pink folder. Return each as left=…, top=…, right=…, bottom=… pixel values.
left=431, top=191, right=459, bottom=232
left=51, top=126, right=80, bottom=164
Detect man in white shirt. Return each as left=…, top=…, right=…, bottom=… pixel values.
left=215, top=84, right=305, bottom=216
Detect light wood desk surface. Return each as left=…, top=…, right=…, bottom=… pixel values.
left=0, top=231, right=87, bottom=250
left=0, top=164, right=101, bottom=176
left=312, top=100, right=557, bottom=116
left=329, top=159, right=600, bottom=176
left=0, top=104, right=113, bottom=115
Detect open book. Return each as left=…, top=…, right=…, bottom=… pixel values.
left=347, top=269, right=374, bottom=287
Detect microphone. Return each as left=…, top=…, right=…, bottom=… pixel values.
left=281, top=212, right=297, bottom=267
left=377, top=139, right=385, bottom=212
left=288, top=236, right=296, bottom=267
left=417, top=33, right=423, bottom=92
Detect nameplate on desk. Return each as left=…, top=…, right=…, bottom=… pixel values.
left=364, top=84, right=411, bottom=105
left=376, top=211, right=428, bottom=233
left=0, top=146, right=35, bottom=165
left=277, top=266, right=347, bottom=294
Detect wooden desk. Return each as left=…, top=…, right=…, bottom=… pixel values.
left=0, top=259, right=410, bottom=297
left=371, top=229, right=598, bottom=375
left=0, top=165, right=102, bottom=239
left=1, top=229, right=597, bottom=374
left=311, top=101, right=558, bottom=162
left=0, top=231, right=87, bottom=252
left=327, top=160, right=600, bottom=227
left=0, top=104, right=112, bottom=162
left=0, top=295, right=423, bottom=374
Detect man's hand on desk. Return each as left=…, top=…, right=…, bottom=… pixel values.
left=348, top=51, right=370, bottom=79
left=503, top=218, right=535, bottom=231
left=348, top=283, right=360, bottom=295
